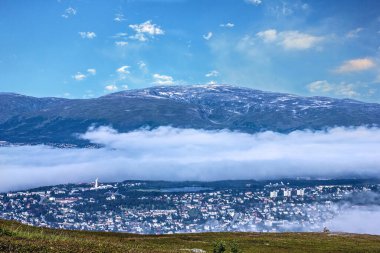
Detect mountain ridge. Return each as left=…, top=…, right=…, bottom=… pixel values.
left=1, top=84, right=380, bottom=146
left=0, top=84, right=373, bottom=103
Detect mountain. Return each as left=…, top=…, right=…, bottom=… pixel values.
left=1, top=84, right=380, bottom=146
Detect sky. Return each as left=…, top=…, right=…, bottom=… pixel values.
left=1, top=0, right=380, bottom=101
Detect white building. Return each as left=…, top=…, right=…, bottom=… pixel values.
left=283, top=190, right=291, bottom=197
left=270, top=191, right=278, bottom=198
left=297, top=189, right=305, bottom=196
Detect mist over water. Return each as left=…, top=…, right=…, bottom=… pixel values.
left=1, top=126, right=380, bottom=192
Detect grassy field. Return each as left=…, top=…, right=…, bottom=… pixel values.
left=1, top=219, right=380, bottom=253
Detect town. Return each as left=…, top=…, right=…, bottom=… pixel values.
left=1, top=179, right=378, bottom=234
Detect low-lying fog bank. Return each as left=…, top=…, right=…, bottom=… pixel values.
left=1, top=126, right=380, bottom=192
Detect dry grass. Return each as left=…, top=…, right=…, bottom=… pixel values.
left=1, top=219, right=380, bottom=252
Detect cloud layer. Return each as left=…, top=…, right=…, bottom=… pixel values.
left=327, top=206, right=380, bottom=235
left=1, top=126, right=380, bottom=192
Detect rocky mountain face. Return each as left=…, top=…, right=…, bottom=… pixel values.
left=1, top=85, right=380, bottom=146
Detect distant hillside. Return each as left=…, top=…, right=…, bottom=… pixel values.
left=1, top=219, right=380, bottom=253
left=1, top=85, right=380, bottom=146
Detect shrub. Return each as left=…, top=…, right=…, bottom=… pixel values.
left=0, top=227, right=14, bottom=236
left=230, top=240, right=241, bottom=253
left=213, top=240, right=226, bottom=253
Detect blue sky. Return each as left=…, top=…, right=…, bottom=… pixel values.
left=1, top=0, right=380, bottom=101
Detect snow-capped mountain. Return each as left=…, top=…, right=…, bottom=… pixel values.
left=1, top=85, right=380, bottom=146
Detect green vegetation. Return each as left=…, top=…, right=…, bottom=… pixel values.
left=230, top=240, right=241, bottom=253
left=1, top=219, right=380, bottom=253
left=213, top=240, right=226, bottom=253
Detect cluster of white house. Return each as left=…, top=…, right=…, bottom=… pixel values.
left=0, top=181, right=374, bottom=234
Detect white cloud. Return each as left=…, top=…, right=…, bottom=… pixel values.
left=113, top=32, right=128, bottom=38
left=203, top=32, right=213, bottom=40
left=205, top=70, right=219, bottom=77
left=114, top=13, right=126, bottom=22
left=104, top=85, right=118, bottom=91
left=72, top=69, right=95, bottom=81
left=152, top=73, right=174, bottom=85
left=256, top=29, right=277, bottom=42
left=62, top=7, right=76, bottom=18
left=245, top=0, right=262, bottom=5
left=130, top=20, right=164, bottom=35
left=334, top=58, right=375, bottom=73
left=72, top=72, right=86, bottom=81
left=129, top=20, right=164, bottom=42
left=113, top=33, right=129, bottom=45
left=301, top=3, right=309, bottom=10
left=256, top=29, right=323, bottom=50
left=87, top=68, right=96, bottom=75
left=79, top=32, right=96, bottom=39
left=115, top=41, right=128, bottom=47
left=279, top=31, right=323, bottom=50
left=308, top=80, right=359, bottom=98
left=220, top=23, right=235, bottom=28
left=121, top=85, right=129, bottom=90
left=267, top=2, right=309, bottom=17
left=308, top=80, right=333, bottom=93
left=269, top=3, right=292, bottom=16
left=129, top=33, right=148, bottom=42
left=335, top=83, right=358, bottom=97
left=346, top=28, right=363, bottom=39
left=116, top=65, right=130, bottom=75
left=138, top=61, right=147, bottom=72
left=2, top=126, right=380, bottom=192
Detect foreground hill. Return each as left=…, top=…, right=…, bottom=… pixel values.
left=1, top=85, right=380, bottom=145
left=1, top=219, right=380, bottom=253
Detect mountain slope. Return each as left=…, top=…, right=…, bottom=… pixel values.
left=1, top=85, right=380, bottom=146
left=1, top=219, right=380, bottom=253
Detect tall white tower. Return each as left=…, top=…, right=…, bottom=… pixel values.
left=95, top=178, right=99, bottom=188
